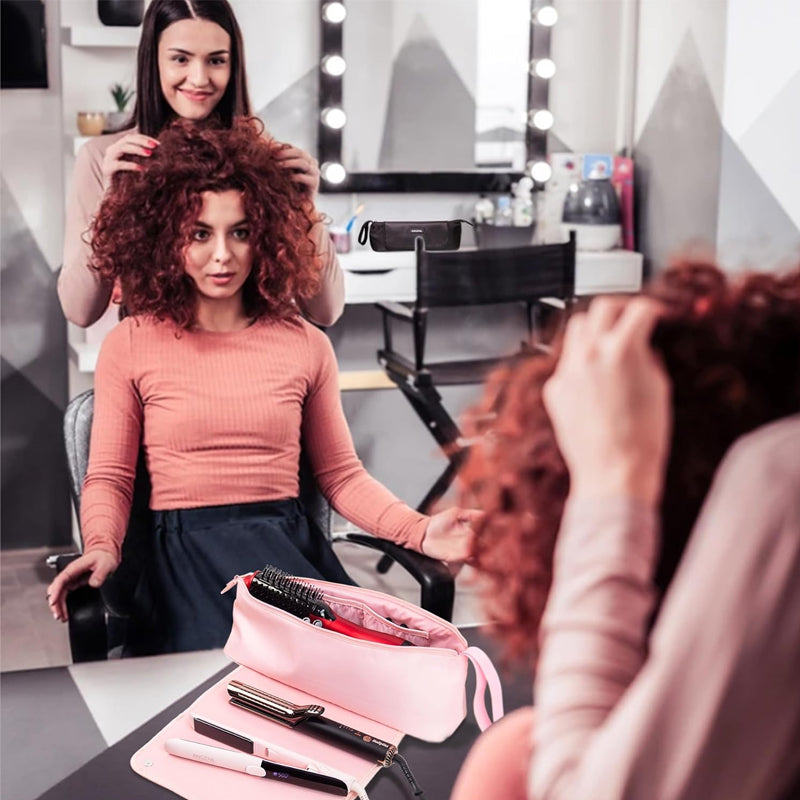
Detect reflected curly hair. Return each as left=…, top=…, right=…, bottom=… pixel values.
left=459, top=262, right=800, bottom=665
left=90, top=118, right=321, bottom=328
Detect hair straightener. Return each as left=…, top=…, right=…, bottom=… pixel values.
left=245, top=565, right=411, bottom=647
left=191, top=714, right=369, bottom=799
left=227, top=680, right=425, bottom=797
left=165, top=738, right=351, bottom=796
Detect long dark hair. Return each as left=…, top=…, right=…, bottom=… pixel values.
left=128, top=0, right=251, bottom=137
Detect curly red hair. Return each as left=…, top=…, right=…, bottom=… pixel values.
left=90, top=118, right=321, bottom=328
left=459, top=262, right=800, bottom=666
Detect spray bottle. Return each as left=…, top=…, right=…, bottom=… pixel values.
left=512, top=176, right=535, bottom=227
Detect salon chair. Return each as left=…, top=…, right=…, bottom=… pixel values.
left=50, top=390, right=455, bottom=662
left=376, top=233, right=576, bottom=516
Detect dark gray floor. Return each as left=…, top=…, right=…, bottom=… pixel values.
left=0, top=547, right=72, bottom=672
left=1, top=669, right=107, bottom=800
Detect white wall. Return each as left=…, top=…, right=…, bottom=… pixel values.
left=716, top=0, right=800, bottom=270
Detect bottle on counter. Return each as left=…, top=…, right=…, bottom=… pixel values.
left=512, top=176, right=535, bottom=227
left=494, top=195, right=513, bottom=227
left=474, top=194, right=495, bottom=225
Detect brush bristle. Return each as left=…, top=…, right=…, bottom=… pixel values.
left=249, top=565, right=331, bottom=620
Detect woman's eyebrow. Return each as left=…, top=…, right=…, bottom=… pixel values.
left=193, top=219, right=248, bottom=228
left=167, top=47, right=230, bottom=56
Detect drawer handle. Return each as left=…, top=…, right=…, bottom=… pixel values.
left=345, top=268, right=396, bottom=276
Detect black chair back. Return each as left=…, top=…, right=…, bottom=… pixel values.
left=415, top=234, right=576, bottom=309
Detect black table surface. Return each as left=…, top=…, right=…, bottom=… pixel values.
left=36, top=627, right=532, bottom=800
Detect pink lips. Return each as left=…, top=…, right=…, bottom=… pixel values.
left=181, top=89, right=213, bottom=102
left=209, top=273, right=235, bottom=284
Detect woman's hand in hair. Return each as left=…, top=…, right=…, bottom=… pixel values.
left=543, top=297, right=672, bottom=506
left=46, top=550, right=119, bottom=622
left=101, top=133, right=159, bottom=191
left=421, top=507, right=481, bottom=564
left=274, top=143, right=320, bottom=197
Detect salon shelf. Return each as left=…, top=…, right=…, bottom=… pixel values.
left=61, top=25, right=141, bottom=48
left=70, top=136, right=91, bottom=156
left=69, top=340, right=395, bottom=390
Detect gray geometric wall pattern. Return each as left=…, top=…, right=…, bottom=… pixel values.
left=379, top=15, right=474, bottom=171
left=1, top=179, right=70, bottom=549
left=634, top=33, right=724, bottom=273
left=634, top=3, right=799, bottom=273
left=716, top=131, right=800, bottom=272
left=717, top=70, right=800, bottom=268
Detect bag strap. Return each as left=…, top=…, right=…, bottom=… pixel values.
left=357, top=220, right=372, bottom=246
left=464, top=646, right=505, bottom=730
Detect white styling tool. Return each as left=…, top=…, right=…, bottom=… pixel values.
left=165, top=738, right=350, bottom=796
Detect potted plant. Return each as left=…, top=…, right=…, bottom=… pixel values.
left=106, top=83, right=134, bottom=132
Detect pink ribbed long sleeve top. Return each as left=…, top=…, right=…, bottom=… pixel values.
left=81, top=315, right=428, bottom=561
left=530, top=415, right=800, bottom=800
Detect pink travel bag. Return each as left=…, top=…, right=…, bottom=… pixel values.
left=131, top=572, right=503, bottom=799
left=222, top=573, right=504, bottom=742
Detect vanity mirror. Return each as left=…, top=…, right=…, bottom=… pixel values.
left=318, top=0, right=555, bottom=193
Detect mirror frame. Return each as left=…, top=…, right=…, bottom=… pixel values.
left=318, top=0, right=547, bottom=194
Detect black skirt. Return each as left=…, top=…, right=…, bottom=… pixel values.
left=127, top=498, right=354, bottom=655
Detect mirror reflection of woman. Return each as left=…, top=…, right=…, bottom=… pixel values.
left=47, top=119, right=476, bottom=655
left=60, top=0, right=344, bottom=328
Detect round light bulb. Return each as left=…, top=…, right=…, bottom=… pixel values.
left=531, top=58, right=556, bottom=79
left=321, top=107, right=347, bottom=130
left=535, top=6, right=558, bottom=26
left=321, top=55, right=346, bottom=77
left=321, top=162, right=347, bottom=184
left=528, top=109, right=554, bottom=130
left=529, top=161, right=552, bottom=183
left=322, top=2, right=346, bottom=23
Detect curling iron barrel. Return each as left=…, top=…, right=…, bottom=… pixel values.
left=227, top=680, right=397, bottom=767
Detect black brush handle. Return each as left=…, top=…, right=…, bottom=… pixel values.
left=297, top=715, right=396, bottom=765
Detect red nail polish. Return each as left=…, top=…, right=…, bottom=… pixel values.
left=143, top=148, right=152, bottom=156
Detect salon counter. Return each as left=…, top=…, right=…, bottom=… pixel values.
left=340, top=246, right=643, bottom=303
left=2, top=626, right=531, bottom=800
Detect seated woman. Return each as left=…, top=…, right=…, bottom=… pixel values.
left=47, top=119, right=476, bottom=654
left=452, top=264, right=800, bottom=799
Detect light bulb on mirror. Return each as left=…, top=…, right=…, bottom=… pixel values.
left=530, top=58, right=556, bottom=79
left=321, top=55, right=346, bottom=77
left=321, top=2, right=346, bottom=23
left=321, top=162, right=347, bottom=185
left=528, top=109, right=554, bottom=130
left=534, top=6, right=558, bottom=26
left=529, top=161, right=552, bottom=183
left=321, top=107, right=347, bottom=130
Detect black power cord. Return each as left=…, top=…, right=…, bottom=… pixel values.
left=393, top=752, right=425, bottom=798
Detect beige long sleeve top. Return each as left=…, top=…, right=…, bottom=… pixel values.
left=531, top=414, right=800, bottom=800
left=59, top=131, right=346, bottom=327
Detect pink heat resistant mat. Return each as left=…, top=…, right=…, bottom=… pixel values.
left=130, top=663, right=404, bottom=800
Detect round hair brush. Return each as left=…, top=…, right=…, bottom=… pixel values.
left=246, top=565, right=410, bottom=647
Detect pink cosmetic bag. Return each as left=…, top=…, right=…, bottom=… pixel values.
left=222, top=573, right=504, bottom=742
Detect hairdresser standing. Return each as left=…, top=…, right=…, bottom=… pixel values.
left=59, top=0, right=344, bottom=328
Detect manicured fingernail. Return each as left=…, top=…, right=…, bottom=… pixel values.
left=143, top=148, right=152, bottom=156
left=148, top=140, right=158, bottom=147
